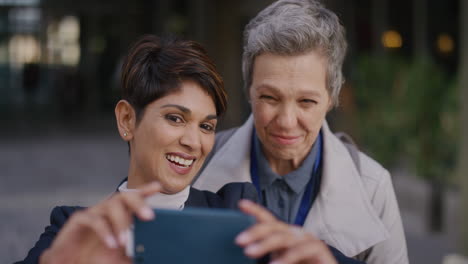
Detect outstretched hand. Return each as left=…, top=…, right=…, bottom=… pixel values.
left=39, top=182, right=161, bottom=264
left=236, top=199, right=337, bottom=264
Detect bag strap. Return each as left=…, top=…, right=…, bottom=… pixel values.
left=334, top=132, right=361, bottom=175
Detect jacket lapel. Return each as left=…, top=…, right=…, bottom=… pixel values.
left=193, top=115, right=254, bottom=192
left=304, top=121, right=389, bottom=257
left=184, top=187, right=209, bottom=207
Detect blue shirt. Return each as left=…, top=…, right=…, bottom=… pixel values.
left=253, top=132, right=321, bottom=223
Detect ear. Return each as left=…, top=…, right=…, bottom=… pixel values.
left=326, top=101, right=333, bottom=112
left=115, top=100, right=137, bottom=141
left=326, top=94, right=334, bottom=112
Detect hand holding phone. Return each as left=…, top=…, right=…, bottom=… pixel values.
left=133, top=208, right=256, bottom=264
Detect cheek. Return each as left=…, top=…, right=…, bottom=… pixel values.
left=252, top=103, right=273, bottom=127
left=201, top=134, right=215, bottom=156
left=153, top=123, right=180, bottom=145
left=300, top=107, right=328, bottom=131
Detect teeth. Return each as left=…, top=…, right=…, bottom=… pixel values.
left=166, top=155, right=194, bottom=167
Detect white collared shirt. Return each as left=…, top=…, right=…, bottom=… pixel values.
left=118, top=181, right=190, bottom=210
left=118, top=181, right=190, bottom=256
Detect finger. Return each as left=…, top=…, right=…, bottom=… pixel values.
left=243, top=230, right=293, bottom=258
left=236, top=220, right=285, bottom=246
left=71, top=211, right=119, bottom=249
left=238, top=199, right=277, bottom=223
left=119, top=191, right=155, bottom=221
left=271, top=238, right=337, bottom=264
left=242, top=226, right=306, bottom=258
left=103, top=198, right=133, bottom=247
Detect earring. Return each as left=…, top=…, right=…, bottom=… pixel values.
left=123, top=132, right=128, bottom=137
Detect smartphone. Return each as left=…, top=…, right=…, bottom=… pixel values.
left=133, top=207, right=256, bottom=264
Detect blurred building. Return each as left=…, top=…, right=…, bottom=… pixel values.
left=0, top=0, right=460, bottom=128
left=0, top=0, right=276, bottom=128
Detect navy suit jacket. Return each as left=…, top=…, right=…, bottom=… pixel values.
left=17, top=181, right=364, bottom=264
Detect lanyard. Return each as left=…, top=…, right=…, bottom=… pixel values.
left=250, top=131, right=322, bottom=226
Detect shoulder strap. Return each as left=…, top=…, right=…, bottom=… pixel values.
left=334, top=132, right=361, bottom=175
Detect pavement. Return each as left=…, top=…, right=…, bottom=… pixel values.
left=0, top=116, right=462, bottom=264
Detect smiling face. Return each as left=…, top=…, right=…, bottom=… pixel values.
left=122, top=80, right=217, bottom=193
left=249, top=51, right=331, bottom=175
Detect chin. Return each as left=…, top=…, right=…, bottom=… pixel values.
left=162, top=182, right=190, bottom=194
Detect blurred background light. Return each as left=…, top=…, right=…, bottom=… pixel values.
left=46, top=16, right=80, bottom=66
left=0, top=0, right=39, bottom=6
left=58, top=16, right=80, bottom=43
left=437, top=33, right=454, bottom=54
left=8, top=34, right=41, bottom=66
left=60, top=44, right=80, bottom=66
left=382, top=30, right=403, bottom=48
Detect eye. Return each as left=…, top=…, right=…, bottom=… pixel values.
left=259, top=95, right=278, bottom=103
left=165, top=114, right=184, bottom=124
left=200, top=123, right=216, bottom=133
left=299, top=98, right=318, bottom=105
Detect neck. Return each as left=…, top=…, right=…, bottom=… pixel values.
left=127, top=157, right=141, bottom=189
left=265, top=154, right=304, bottom=176
left=127, top=176, right=143, bottom=189
left=127, top=163, right=145, bottom=189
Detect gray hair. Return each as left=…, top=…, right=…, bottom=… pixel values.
left=242, top=0, right=347, bottom=107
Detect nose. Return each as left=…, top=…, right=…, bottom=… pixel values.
left=276, top=104, right=298, bottom=130
left=179, top=124, right=202, bottom=151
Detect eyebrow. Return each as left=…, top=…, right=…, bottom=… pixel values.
left=257, top=84, right=322, bottom=97
left=161, top=104, right=218, bottom=120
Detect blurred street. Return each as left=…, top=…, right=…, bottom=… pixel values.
left=0, top=116, right=461, bottom=264
left=1, top=115, right=128, bottom=263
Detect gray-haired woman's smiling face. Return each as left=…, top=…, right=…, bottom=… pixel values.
left=249, top=51, right=331, bottom=175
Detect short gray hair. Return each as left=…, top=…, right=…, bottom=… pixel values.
left=242, top=0, right=347, bottom=107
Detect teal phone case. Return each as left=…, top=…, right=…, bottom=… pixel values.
left=133, top=208, right=256, bottom=264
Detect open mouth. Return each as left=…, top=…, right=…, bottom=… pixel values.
left=165, top=154, right=195, bottom=168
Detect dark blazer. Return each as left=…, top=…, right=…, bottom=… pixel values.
left=17, top=182, right=258, bottom=264
left=17, top=181, right=363, bottom=264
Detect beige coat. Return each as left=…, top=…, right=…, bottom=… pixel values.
left=194, top=115, right=409, bottom=264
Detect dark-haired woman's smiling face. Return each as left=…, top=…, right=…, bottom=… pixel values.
left=128, top=80, right=217, bottom=193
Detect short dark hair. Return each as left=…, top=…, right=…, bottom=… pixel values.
left=120, top=35, right=227, bottom=122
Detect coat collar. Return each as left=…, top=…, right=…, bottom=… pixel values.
left=194, top=114, right=389, bottom=257
left=305, top=121, right=389, bottom=256
left=192, top=115, right=254, bottom=191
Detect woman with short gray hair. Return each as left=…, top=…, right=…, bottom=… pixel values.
left=242, top=0, right=347, bottom=107
left=194, top=0, right=409, bottom=263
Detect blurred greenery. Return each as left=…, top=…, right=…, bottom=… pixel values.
left=351, top=54, right=459, bottom=182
